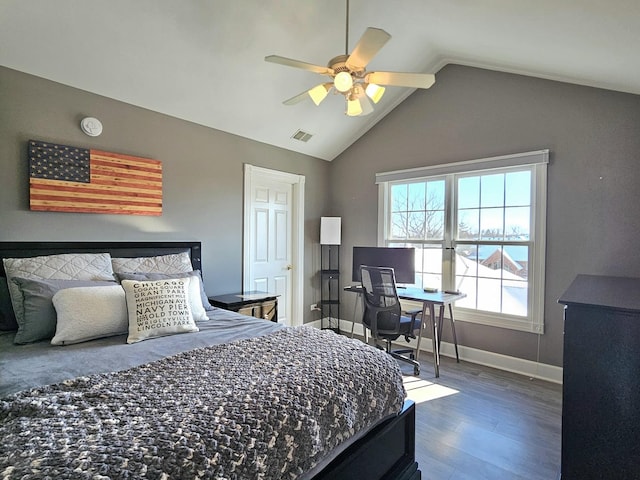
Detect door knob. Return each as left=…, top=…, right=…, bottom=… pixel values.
left=286, top=264, right=293, bottom=270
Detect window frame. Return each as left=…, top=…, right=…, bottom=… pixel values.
left=377, top=150, right=548, bottom=333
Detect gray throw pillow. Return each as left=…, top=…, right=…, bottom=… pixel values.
left=3, top=252, right=115, bottom=329
left=115, top=270, right=213, bottom=311
left=0, top=277, right=18, bottom=331
left=11, top=277, right=117, bottom=344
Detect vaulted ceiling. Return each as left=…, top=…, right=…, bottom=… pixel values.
left=2, top=0, right=639, bottom=160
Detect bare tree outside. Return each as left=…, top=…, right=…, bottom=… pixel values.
left=391, top=182, right=444, bottom=240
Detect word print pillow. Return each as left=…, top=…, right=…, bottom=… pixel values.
left=122, top=277, right=199, bottom=344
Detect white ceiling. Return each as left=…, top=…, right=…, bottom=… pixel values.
left=2, top=0, right=639, bottom=161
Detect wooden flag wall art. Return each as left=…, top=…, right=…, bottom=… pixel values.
left=28, top=140, right=162, bottom=216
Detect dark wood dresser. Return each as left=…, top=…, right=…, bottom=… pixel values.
left=558, top=275, right=640, bottom=479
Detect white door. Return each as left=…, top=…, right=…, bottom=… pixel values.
left=243, top=165, right=305, bottom=326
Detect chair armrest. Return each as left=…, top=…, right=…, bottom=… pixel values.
left=402, top=309, right=422, bottom=338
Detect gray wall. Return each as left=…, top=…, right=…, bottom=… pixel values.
left=4, top=63, right=640, bottom=367
left=0, top=66, right=331, bottom=323
left=331, top=64, right=640, bottom=367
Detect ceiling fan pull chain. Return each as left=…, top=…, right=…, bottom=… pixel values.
left=345, top=0, right=350, bottom=55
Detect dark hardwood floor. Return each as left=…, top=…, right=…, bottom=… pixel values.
left=399, top=355, right=562, bottom=480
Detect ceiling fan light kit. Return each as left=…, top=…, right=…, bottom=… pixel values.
left=265, top=0, right=435, bottom=117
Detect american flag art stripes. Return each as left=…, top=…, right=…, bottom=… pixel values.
left=29, top=140, right=162, bottom=216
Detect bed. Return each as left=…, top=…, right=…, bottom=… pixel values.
left=0, top=241, right=420, bottom=480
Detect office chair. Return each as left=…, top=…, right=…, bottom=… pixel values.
left=360, top=265, right=422, bottom=375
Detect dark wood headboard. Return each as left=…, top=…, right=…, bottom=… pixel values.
left=0, top=241, right=202, bottom=277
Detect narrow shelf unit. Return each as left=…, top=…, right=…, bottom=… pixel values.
left=320, top=245, right=340, bottom=332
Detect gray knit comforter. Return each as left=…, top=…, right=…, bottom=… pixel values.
left=0, top=326, right=406, bottom=479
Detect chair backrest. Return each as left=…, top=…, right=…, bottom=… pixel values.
left=360, top=265, right=402, bottom=338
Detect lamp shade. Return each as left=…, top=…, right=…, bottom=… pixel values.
left=353, top=85, right=374, bottom=116
left=320, top=217, right=341, bottom=245
left=365, top=83, right=385, bottom=103
left=346, top=97, right=363, bottom=116
left=308, top=83, right=331, bottom=106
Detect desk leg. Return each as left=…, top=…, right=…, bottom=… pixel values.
left=437, top=303, right=461, bottom=364
left=363, top=296, right=367, bottom=344
left=350, top=293, right=367, bottom=344
left=437, top=305, right=445, bottom=352
left=350, top=297, right=357, bottom=338
left=430, top=303, right=440, bottom=378
left=414, top=305, right=425, bottom=362
left=449, top=303, right=460, bottom=362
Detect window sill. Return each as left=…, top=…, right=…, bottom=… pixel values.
left=455, top=309, right=543, bottom=333
left=400, top=299, right=543, bottom=334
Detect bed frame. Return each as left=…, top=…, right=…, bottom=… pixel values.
left=0, top=241, right=421, bottom=480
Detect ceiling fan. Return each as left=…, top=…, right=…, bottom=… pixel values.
left=264, top=0, right=435, bottom=117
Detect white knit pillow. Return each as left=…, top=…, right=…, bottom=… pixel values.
left=51, top=285, right=128, bottom=345
left=122, top=278, right=199, bottom=344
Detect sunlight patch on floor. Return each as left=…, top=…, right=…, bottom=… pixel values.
left=403, top=376, right=459, bottom=404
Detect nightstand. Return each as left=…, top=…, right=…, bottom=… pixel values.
left=208, top=291, right=279, bottom=322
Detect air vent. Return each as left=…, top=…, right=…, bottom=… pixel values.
left=291, top=129, right=313, bottom=143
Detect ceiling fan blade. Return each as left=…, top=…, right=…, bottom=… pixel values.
left=283, top=90, right=311, bottom=106
left=345, top=27, right=391, bottom=72
left=367, top=71, right=436, bottom=89
left=265, top=55, right=333, bottom=75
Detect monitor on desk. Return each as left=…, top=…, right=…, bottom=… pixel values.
left=352, top=246, right=416, bottom=284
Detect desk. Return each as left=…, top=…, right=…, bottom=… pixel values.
left=398, top=289, right=466, bottom=378
left=346, top=285, right=466, bottom=377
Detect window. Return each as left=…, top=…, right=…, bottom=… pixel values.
left=377, top=150, right=548, bottom=333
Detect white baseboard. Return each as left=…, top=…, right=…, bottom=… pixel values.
left=310, top=318, right=563, bottom=385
